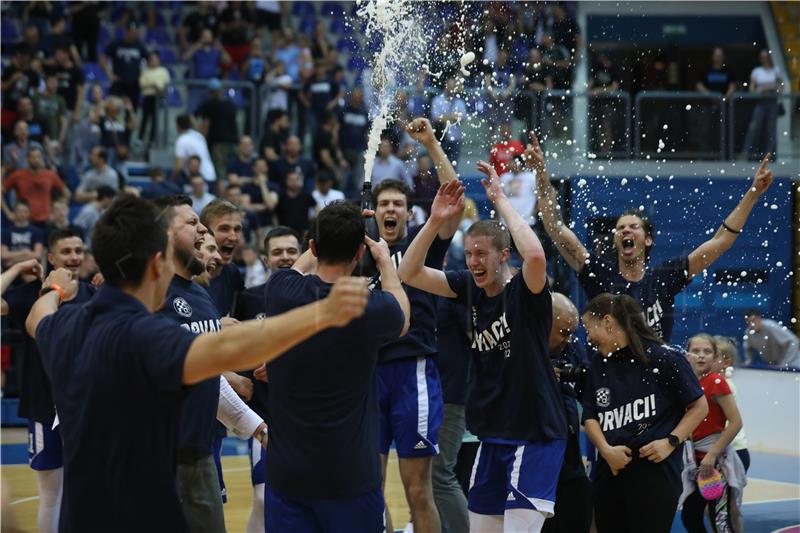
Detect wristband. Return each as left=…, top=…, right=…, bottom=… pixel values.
left=722, top=222, right=741, bottom=234
left=40, top=283, right=65, bottom=303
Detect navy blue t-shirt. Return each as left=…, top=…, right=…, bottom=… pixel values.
left=35, top=284, right=196, bottom=532
left=103, top=40, right=148, bottom=82
left=141, top=180, right=183, bottom=200
left=376, top=224, right=451, bottom=363
left=435, top=296, right=470, bottom=405
left=158, top=275, right=222, bottom=455
left=581, top=341, right=703, bottom=478
left=578, top=254, right=691, bottom=342
left=445, top=270, right=567, bottom=442
left=339, top=105, right=369, bottom=150
left=264, top=269, right=404, bottom=499
left=4, top=280, right=95, bottom=423
left=225, top=156, right=255, bottom=178
left=233, top=282, right=269, bottom=422
left=1, top=224, right=45, bottom=251
left=207, top=263, right=245, bottom=317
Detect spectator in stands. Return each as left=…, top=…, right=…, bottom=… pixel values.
left=16, top=97, right=48, bottom=148
left=48, top=46, right=85, bottom=127
left=223, top=183, right=262, bottom=246
left=1, top=45, right=40, bottom=132
left=312, top=170, right=345, bottom=213
left=195, top=78, right=239, bottom=188
left=694, top=47, right=736, bottom=156
left=266, top=60, right=293, bottom=114
left=100, top=20, right=148, bottom=111
left=189, top=174, right=217, bottom=216
left=42, top=15, right=82, bottom=65
left=274, top=27, right=302, bottom=85
left=741, top=50, right=784, bottom=161
left=412, top=155, right=438, bottom=216
left=174, top=114, right=217, bottom=187
left=33, top=72, right=68, bottom=159
left=75, top=147, right=120, bottom=204
left=98, top=96, right=137, bottom=165
left=489, top=121, right=524, bottom=177
left=431, top=77, right=467, bottom=167
left=313, top=113, right=348, bottom=189
left=138, top=51, right=170, bottom=145
left=484, top=50, right=517, bottom=133
left=588, top=52, right=621, bottom=154
left=69, top=1, right=103, bottom=62
left=2, top=121, right=46, bottom=173
left=141, top=167, right=182, bottom=200
left=21, top=25, right=46, bottom=63
left=697, top=47, right=737, bottom=99
left=219, top=1, right=253, bottom=72
left=371, top=138, right=409, bottom=188
left=500, top=156, right=538, bottom=226
left=1, top=200, right=45, bottom=269
left=179, top=2, right=220, bottom=51
left=255, top=1, right=283, bottom=34
left=241, top=245, right=267, bottom=287
left=300, top=61, right=343, bottom=138
left=275, top=170, right=316, bottom=233
left=75, top=185, right=116, bottom=245
left=542, top=32, right=572, bottom=90
left=183, top=29, right=230, bottom=112
left=73, top=83, right=105, bottom=168
left=44, top=199, right=84, bottom=242
left=339, top=88, right=370, bottom=196
left=272, top=135, right=315, bottom=189
left=240, top=159, right=279, bottom=226
left=260, top=110, right=290, bottom=163
left=241, top=37, right=268, bottom=86
left=2, top=147, right=70, bottom=226
left=226, top=136, right=257, bottom=182
left=743, top=310, right=800, bottom=368
left=552, top=3, right=581, bottom=62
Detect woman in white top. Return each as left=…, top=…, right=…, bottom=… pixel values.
left=742, top=49, right=784, bottom=160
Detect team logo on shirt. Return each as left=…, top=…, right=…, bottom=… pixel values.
left=255, top=312, right=266, bottom=319
left=595, top=387, right=611, bottom=408
left=173, top=297, right=193, bottom=318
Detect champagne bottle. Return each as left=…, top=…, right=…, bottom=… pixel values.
left=357, top=180, right=380, bottom=277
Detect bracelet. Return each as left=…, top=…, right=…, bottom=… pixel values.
left=722, top=222, right=741, bottom=234
left=40, top=283, right=65, bottom=303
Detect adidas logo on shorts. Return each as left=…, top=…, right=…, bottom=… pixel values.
left=414, top=441, right=427, bottom=450
left=507, top=492, right=515, bottom=501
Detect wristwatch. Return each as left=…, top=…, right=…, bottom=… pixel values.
left=666, top=434, right=681, bottom=448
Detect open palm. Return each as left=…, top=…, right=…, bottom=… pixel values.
left=477, top=160, right=505, bottom=202
left=431, top=180, right=465, bottom=222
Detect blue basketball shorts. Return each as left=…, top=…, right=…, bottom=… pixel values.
left=27, top=420, right=63, bottom=471
left=249, top=436, right=267, bottom=486
left=468, top=439, right=566, bottom=517
left=378, top=356, right=443, bottom=458
left=264, top=485, right=384, bottom=533
left=212, top=435, right=227, bottom=503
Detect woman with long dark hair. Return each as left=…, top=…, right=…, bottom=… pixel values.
left=580, top=293, right=708, bottom=533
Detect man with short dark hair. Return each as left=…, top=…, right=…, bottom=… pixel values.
left=26, top=194, right=369, bottom=532
left=3, top=228, right=94, bottom=532
left=1, top=199, right=45, bottom=269
left=263, top=201, right=409, bottom=532
left=75, top=185, right=116, bottom=245
left=100, top=20, right=148, bottom=110
left=75, top=146, right=120, bottom=203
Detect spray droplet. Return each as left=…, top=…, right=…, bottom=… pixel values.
left=685, top=104, right=692, bottom=111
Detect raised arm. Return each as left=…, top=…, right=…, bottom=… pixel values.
left=397, top=181, right=463, bottom=298
left=182, top=276, right=369, bottom=384
left=687, top=155, right=773, bottom=279
left=524, top=132, right=588, bottom=272
left=406, top=117, right=462, bottom=239
left=1, top=259, right=43, bottom=296
left=477, top=160, right=547, bottom=294
left=366, top=236, right=410, bottom=336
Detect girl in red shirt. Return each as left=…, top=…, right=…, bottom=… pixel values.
left=681, top=334, right=745, bottom=533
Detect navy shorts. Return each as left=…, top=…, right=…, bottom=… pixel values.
left=249, top=437, right=267, bottom=486
left=264, top=485, right=384, bottom=533
left=27, top=420, right=63, bottom=471
left=378, top=356, right=443, bottom=458
left=468, top=440, right=566, bottom=517
left=212, top=435, right=227, bottom=503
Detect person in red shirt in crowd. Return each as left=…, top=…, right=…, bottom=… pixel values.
left=2, top=147, right=70, bottom=227
left=681, top=334, right=746, bottom=533
left=488, top=122, right=524, bottom=177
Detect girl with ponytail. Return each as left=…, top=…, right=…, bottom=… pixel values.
left=580, top=293, right=709, bottom=533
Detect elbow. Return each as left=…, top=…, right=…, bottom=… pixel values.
left=694, top=395, right=709, bottom=420
left=522, top=249, right=546, bottom=268
left=25, top=313, right=37, bottom=339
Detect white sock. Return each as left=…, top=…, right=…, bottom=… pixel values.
left=246, top=483, right=265, bottom=533
left=469, top=511, right=503, bottom=533
left=503, top=508, right=546, bottom=533
left=36, top=468, right=63, bottom=533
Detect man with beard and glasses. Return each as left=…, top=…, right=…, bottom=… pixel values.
left=528, top=133, right=774, bottom=342
left=232, top=225, right=302, bottom=533
left=154, top=195, right=269, bottom=532
left=3, top=229, right=95, bottom=533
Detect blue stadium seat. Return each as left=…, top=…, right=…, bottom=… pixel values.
left=158, top=47, right=177, bottom=65
left=166, top=85, right=183, bottom=107
left=329, top=17, right=349, bottom=35
left=146, top=27, right=171, bottom=47
left=227, top=88, right=246, bottom=108
left=83, top=63, right=108, bottom=82
left=298, top=17, right=317, bottom=35
left=292, top=2, right=316, bottom=18
left=1, top=20, right=19, bottom=46
left=321, top=2, right=346, bottom=18
left=347, top=55, right=365, bottom=73
left=337, top=37, right=358, bottom=54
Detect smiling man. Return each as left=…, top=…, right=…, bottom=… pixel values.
left=527, top=133, right=774, bottom=341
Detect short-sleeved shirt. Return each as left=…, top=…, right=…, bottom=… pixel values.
left=376, top=224, right=451, bottom=363
left=226, top=155, right=255, bottom=178
left=49, top=64, right=85, bottom=110
left=103, top=40, right=148, bottom=82
left=581, top=341, right=703, bottom=478
left=195, top=97, right=239, bottom=145
left=99, top=111, right=131, bottom=149
left=445, top=271, right=567, bottom=442
left=578, top=254, right=691, bottom=342
left=32, top=93, right=67, bottom=139
left=3, top=169, right=66, bottom=223
left=77, top=165, right=120, bottom=193
left=206, top=263, right=245, bottom=317
left=1, top=224, right=45, bottom=252
left=270, top=156, right=315, bottom=188
left=158, top=275, right=222, bottom=455
left=191, top=47, right=222, bottom=79
left=693, top=372, right=732, bottom=441
left=489, top=139, right=524, bottom=177
left=233, top=282, right=269, bottom=422
left=4, top=280, right=95, bottom=423
left=435, top=296, right=471, bottom=405
left=275, top=191, right=316, bottom=232
left=35, top=284, right=196, bottom=532
left=264, top=269, right=404, bottom=499
left=703, top=67, right=735, bottom=95
left=339, top=105, right=369, bottom=150
left=304, top=76, right=338, bottom=118
left=175, top=129, right=217, bottom=182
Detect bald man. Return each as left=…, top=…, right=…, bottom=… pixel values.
left=543, top=293, right=593, bottom=533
